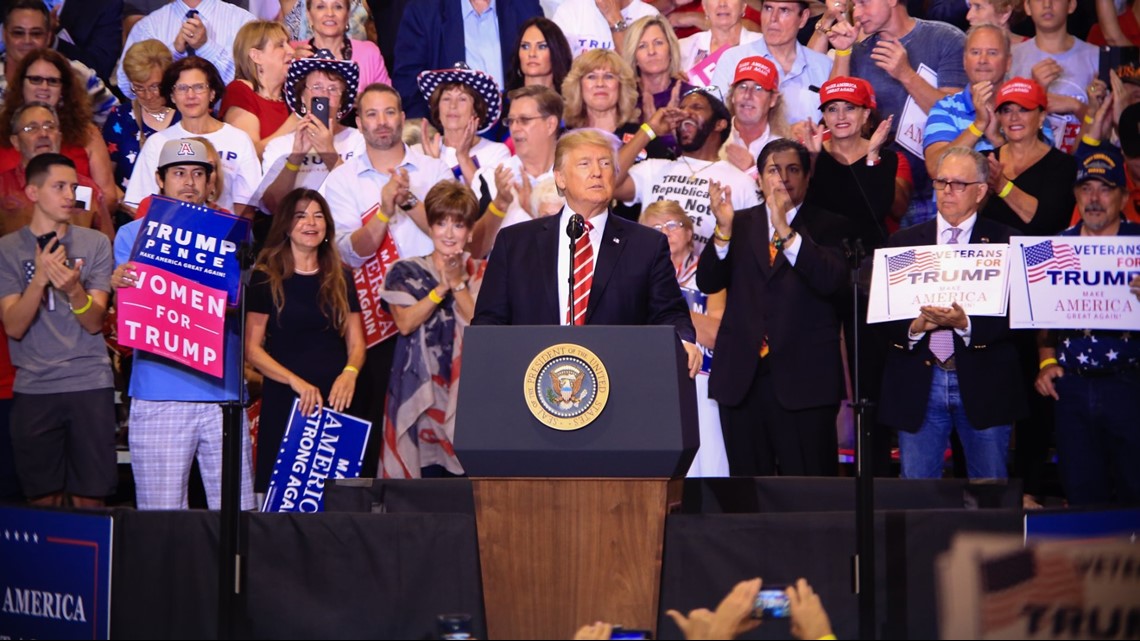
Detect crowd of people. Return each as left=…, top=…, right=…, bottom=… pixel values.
left=0, top=0, right=1138, bottom=515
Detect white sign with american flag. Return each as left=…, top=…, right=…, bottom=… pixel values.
left=867, top=244, right=1011, bottom=323
left=1009, top=236, right=1140, bottom=330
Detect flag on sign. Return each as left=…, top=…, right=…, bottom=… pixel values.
left=978, top=549, right=1084, bottom=633
left=1024, top=240, right=1081, bottom=283
left=887, top=249, right=938, bottom=284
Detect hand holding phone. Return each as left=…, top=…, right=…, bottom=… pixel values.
left=36, top=231, right=59, bottom=253
left=311, top=96, right=330, bottom=130
left=752, top=585, right=790, bottom=620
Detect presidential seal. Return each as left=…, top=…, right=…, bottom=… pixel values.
left=523, top=343, right=610, bottom=431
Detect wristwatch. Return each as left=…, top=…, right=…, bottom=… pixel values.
left=453, top=281, right=468, bottom=293
left=399, top=193, right=420, bottom=212
left=610, top=18, right=630, bottom=33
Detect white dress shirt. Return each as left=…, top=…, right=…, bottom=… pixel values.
left=556, top=205, right=607, bottom=326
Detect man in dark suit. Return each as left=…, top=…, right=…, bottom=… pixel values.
left=392, top=0, right=543, bottom=120
left=697, top=139, right=851, bottom=477
left=473, top=128, right=702, bottom=377
left=879, top=146, right=1026, bottom=480
left=54, top=0, right=122, bottom=83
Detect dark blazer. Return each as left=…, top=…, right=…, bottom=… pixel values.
left=877, top=216, right=1028, bottom=432
left=392, top=0, right=543, bottom=119
left=472, top=211, right=696, bottom=344
left=696, top=203, right=851, bottom=409
left=56, top=0, right=123, bottom=83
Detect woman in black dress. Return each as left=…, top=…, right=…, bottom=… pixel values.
left=245, top=188, right=365, bottom=494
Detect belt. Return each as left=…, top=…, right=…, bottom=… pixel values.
left=933, top=355, right=956, bottom=371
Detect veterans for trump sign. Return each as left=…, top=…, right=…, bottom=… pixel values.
left=116, top=196, right=250, bottom=377
left=867, top=244, right=1011, bottom=323
left=1009, top=237, right=1140, bottom=330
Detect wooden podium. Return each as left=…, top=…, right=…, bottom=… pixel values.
left=456, top=327, right=698, bottom=638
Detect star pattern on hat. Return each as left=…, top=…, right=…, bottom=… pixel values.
left=284, top=49, right=361, bottom=119
left=415, top=66, right=503, bottom=134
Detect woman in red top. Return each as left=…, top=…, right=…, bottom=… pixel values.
left=222, top=20, right=297, bottom=158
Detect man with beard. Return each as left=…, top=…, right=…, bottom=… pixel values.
left=616, top=89, right=759, bottom=256
left=110, top=138, right=255, bottom=510
left=1035, top=146, right=1140, bottom=506
left=321, top=82, right=454, bottom=477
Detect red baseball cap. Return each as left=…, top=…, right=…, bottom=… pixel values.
left=731, top=56, right=778, bottom=92
left=818, top=76, right=876, bottom=110
left=995, top=77, right=1047, bottom=111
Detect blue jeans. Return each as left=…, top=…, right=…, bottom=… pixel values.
left=899, top=368, right=1011, bottom=480
left=1054, top=370, right=1140, bottom=506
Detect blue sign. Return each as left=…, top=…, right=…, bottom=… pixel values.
left=1025, top=508, right=1140, bottom=543
left=0, top=507, right=113, bottom=639
left=679, top=287, right=713, bottom=375
left=263, top=401, right=373, bottom=513
left=129, top=195, right=251, bottom=304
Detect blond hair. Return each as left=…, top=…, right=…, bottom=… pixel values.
left=640, top=200, right=693, bottom=232
left=122, top=39, right=173, bottom=86
left=621, top=15, right=684, bottom=82
left=232, top=20, right=290, bottom=93
left=562, top=49, right=640, bottom=129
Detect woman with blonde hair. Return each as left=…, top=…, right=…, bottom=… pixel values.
left=103, top=39, right=178, bottom=195
left=562, top=50, right=639, bottom=132
left=622, top=15, right=693, bottom=155
left=223, top=20, right=297, bottom=156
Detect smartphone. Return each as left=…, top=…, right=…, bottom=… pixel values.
left=610, top=628, right=651, bottom=640
left=311, top=96, right=330, bottom=129
left=74, top=185, right=92, bottom=211
left=36, top=231, right=58, bottom=252
left=752, top=586, right=790, bottom=620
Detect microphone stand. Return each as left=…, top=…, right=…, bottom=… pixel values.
left=845, top=238, right=876, bottom=640
left=566, top=214, right=585, bottom=324
left=218, top=240, right=255, bottom=639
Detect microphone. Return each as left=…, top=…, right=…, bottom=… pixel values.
left=565, top=214, right=585, bottom=325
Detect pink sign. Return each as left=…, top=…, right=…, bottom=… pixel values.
left=688, top=44, right=732, bottom=88
left=117, top=264, right=227, bottom=377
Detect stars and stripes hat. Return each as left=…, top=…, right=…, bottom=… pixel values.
left=284, top=49, right=360, bottom=119
left=1075, top=145, right=1126, bottom=189
left=416, top=62, right=503, bottom=134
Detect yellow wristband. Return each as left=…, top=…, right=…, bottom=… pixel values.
left=1084, top=114, right=1095, bottom=125
left=1039, top=358, right=1059, bottom=371
left=997, top=181, right=1013, bottom=199
left=713, top=224, right=732, bottom=242
left=72, top=294, right=93, bottom=315
left=343, top=365, right=359, bottom=375
left=834, top=48, right=852, bottom=57
left=817, top=636, right=838, bottom=641
left=640, top=122, right=657, bottom=141
left=1082, top=135, right=1101, bottom=147
left=487, top=202, right=506, bottom=218
left=284, top=160, right=301, bottom=172
left=375, top=208, right=390, bottom=223
left=428, top=289, right=444, bottom=305
left=967, top=122, right=984, bottom=138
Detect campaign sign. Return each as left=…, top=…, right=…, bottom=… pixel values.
left=263, top=400, right=372, bottom=513
left=687, top=44, right=730, bottom=88
left=867, top=243, right=1011, bottom=323
left=130, top=195, right=250, bottom=305
left=1009, top=236, right=1140, bottom=330
left=0, top=506, right=112, bottom=639
left=353, top=204, right=399, bottom=348
left=116, top=263, right=226, bottom=377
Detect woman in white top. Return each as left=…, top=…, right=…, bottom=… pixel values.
left=414, top=65, right=511, bottom=187
left=677, top=0, right=763, bottom=79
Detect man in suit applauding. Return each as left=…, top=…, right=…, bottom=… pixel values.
left=879, top=146, right=1026, bottom=480
left=473, top=128, right=701, bottom=377
left=697, top=139, right=851, bottom=477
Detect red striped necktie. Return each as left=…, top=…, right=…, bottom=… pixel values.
left=569, top=220, right=595, bottom=326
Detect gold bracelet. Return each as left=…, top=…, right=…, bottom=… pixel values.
left=375, top=209, right=390, bottom=223
left=1039, top=357, right=1059, bottom=371
left=713, top=224, right=732, bottom=242
left=834, top=48, right=852, bottom=57
left=639, top=122, right=657, bottom=141
left=967, top=122, right=984, bottom=138
left=72, top=294, right=93, bottom=315
left=284, top=160, right=301, bottom=172
left=343, top=365, right=359, bottom=374
left=997, top=181, right=1013, bottom=199
left=428, top=289, right=444, bottom=305
left=1082, top=135, right=1101, bottom=147
left=487, top=202, right=506, bottom=218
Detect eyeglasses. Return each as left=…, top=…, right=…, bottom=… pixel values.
left=932, top=179, right=982, bottom=193
left=733, top=82, right=770, bottom=96
left=651, top=220, right=686, bottom=232
left=25, top=75, right=61, bottom=87
left=131, top=83, right=162, bottom=96
left=173, top=83, right=210, bottom=95
left=682, top=85, right=724, bottom=103
left=17, top=122, right=57, bottom=134
left=305, top=84, right=344, bottom=95
left=505, top=115, right=545, bottom=127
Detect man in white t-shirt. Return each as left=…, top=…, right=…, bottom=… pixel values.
left=469, top=85, right=562, bottom=257
left=553, top=0, right=660, bottom=58
left=616, top=88, right=760, bottom=255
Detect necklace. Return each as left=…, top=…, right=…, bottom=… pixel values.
left=679, top=155, right=716, bottom=185
left=142, top=106, right=170, bottom=123
left=294, top=266, right=320, bottom=275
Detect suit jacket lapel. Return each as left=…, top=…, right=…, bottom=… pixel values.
left=968, top=220, right=993, bottom=244
left=919, top=219, right=939, bottom=245
left=586, top=215, right=626, bottom=322
left=750, top=208, right=773, bottom=277
left=539, top=216, right=561, bottom=323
